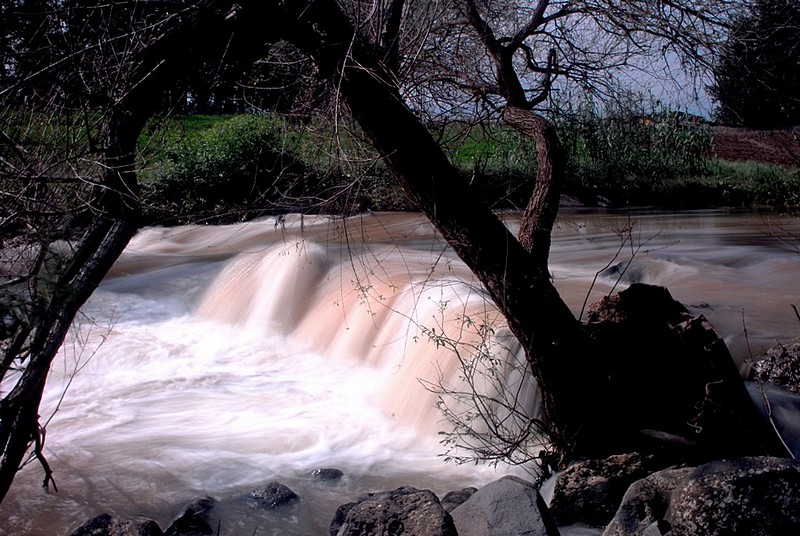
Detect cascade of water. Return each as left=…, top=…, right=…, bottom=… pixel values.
left=3, top=210, right=799, bottom=535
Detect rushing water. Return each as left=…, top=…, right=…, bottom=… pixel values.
left=1, top=209, right=799, bottom=535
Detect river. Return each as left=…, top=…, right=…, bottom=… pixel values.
left=1, top=209, right=799, bottom=535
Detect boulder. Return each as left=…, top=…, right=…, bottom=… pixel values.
left=247, top=481, right=299, bottom=509
left=330, top=486, right=457, bottom=536
left=164, top=496, right=216, bottom=536
left=604, top=457, right=800, bottom=535
left=70, top=513, right=163, bottom=536
left=603, top=466, right=694, bottom=535
left=584, top=283, right=784, bottom=458
left=440, top=487, right=477, bottom=512
left=668, top=457, right=800, bottom=535
left=450, top=475, right=559, bottom=536
left=548, top=453, right=658, bottom=527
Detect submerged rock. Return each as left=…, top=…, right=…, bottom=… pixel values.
left=70, top=513, right=163, bottom=536
left=310, top=467, right=345, bottom=481
left=450, top=475, right=559, bottom=536
left=164, top=496, right=216, bottom=536
left=247, top=481, right=300, bottom=509
left=331, top=486, right=456, bottom=536
left=604, top=457, right=800, bottom=535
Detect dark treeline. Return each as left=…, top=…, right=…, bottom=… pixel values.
left=0, top=0, right=323, bottom=115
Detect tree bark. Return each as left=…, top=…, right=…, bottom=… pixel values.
left=503, top=106, right=565, bottom=269
left=0, top=0, right=256, bottom=501
left=0, top=216, right=138, bottom=500
left=275, top=0, right=606, bottom=456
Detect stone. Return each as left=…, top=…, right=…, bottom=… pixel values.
left=668, top=457, right=800, bottom=535
left=440, top=487, right=477, bottom=512
left=164, top=496, right=216, bottom=536
left=604, top=457, right=800, bottom=536
left=549, top=452, right=657, bottom=527
left=69, top=513, right=163, bottom=536
left=450, top=475, right=559, bottom=536
left=751, top=337, right=800, bottom=394
left=310, top=467, right=345, bottom=481
left=584, top=283, right=784, bottom=458
left=247, top=481, right=300, bottom=509
left=603, top=466, right=693, bottom=536
left=331, top=486, right=457, bottom=536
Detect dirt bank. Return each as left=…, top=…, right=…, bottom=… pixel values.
left=712, top=126, right=799, bottom=168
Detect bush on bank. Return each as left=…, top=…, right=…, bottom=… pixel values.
left=136, top=112, right=800, bottom=222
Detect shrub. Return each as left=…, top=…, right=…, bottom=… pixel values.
left=140, top=114, right=313, bottom=223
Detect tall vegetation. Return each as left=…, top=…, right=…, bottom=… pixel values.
left=561, top=100, right=712, bottom=204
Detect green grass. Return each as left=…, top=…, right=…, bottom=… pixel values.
left=135, top=113, right=800, bottom=222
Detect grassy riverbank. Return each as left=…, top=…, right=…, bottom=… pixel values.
left=136, top=113, right=800, bottom=224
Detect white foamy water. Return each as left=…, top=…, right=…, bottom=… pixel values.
left=2, top=210, right=800, bottom=535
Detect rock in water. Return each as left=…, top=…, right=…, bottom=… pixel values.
left=310, top=467, right=345, bottom=481
left=164, top=496, right=216, bottom=535
left=247, top=481, right=300, bottom=509
left=70, top=513, right=163, bottom=536
left=603, top=466, right=695, bottom=535
left=331, top=486, right=457, bottom=536
left=450, top=476, right=559, bottom=536
left=751, top=337, right=800, bottom=394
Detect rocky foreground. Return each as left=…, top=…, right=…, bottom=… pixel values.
left=69, top=451, right=800, bottom=536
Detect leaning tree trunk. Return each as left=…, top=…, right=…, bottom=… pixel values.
left=0, top=215, right=139, bottom=500
left=0, top=98, right=147, bottom=499
left=0, top=1, right=256, bottom=501
left=277, top=0, right=608, bottom=457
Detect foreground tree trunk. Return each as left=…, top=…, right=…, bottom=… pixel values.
left=0, top=216, right=139, bottom=500
left=274, top=0, right=606, bottom=457
left=271, top=0, right=786, bottom=462
left=0, top=1, right=258, bottom=501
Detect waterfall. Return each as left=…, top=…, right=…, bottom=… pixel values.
left=4, top=210, right=799, bottom=535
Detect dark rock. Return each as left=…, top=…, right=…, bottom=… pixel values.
left=247, top=481, right=300, bottom=509
left=584, top=283, right=784, bottom=459
left=331, top=486, right=457, bottom=536
left=604, top=457, right=800, bottom=536
left=330, top=501, right=358, bottom=536
left=164, top=497, right=216, bottom=536
left=549, top=452, right=658, bottom=527
left=450, top=475, right=559, bottom=536
left=603, top=466, right=693, bottom=535
left=440, top=487, right=477, bottom=512
left=751, top=337, right=800, bottom=394
left=310, top=467, right=345, bottom=481
left=70, top=513, right=163, bottom=536
left=641, top=520, right=672, bottom=536
left=668, top=457, right=800, bottom=535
